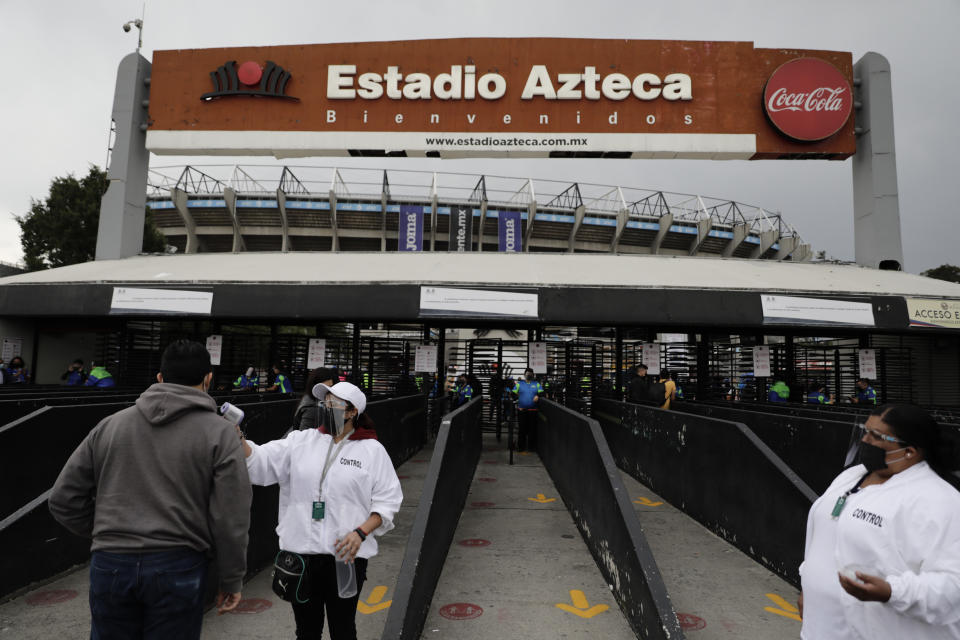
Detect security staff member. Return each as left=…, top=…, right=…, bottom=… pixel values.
left=852, top=378, right=878, bottom=405
left=453, top=374, right=473, bottom=407
left=85, top=362, right=116, bottom=388
left=807, top=384, right=832, bottom=405
left=512, top=368, right=544, bottom=452
left=61, top=359, right=87, bottom=386
left=233, top=366, right=259, bottom=390
left=266, top=364, right=293, bottom=394
left=768, top=379, right=790, bottom=403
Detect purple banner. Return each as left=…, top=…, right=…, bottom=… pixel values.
left=398, top=205, right=424, bottom=252
left=498, top=211, right=522, bottom=252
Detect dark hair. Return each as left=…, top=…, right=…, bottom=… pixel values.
left=345, top=401, right=376, bottom=430
left=636, top=363, right=648, bottom=371
left=660, top=369, right=670, bottom=379
left=160, top=340, right=211, bottom=386
left=10, top=356, right=25, bottom=367
left=73, top=359, right=84, bottom=366
left=303, top=367, right=338, bottom=398
left=524, top=367, right=534, bottom=375
left=873, top=404, right=957, bottom=477
left=858, top=378, right=871, bottom=384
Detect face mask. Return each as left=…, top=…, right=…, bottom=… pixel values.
left=856, top=441, right=908, bottom=471
left=322, top=397, right=349, bottom=436
left=525, top=374, right=533, bottom=380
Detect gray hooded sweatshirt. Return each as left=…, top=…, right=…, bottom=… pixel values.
left=49, top=383, right=252, bottom=592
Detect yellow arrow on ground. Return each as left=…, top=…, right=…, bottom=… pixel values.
left=556, top=589, right=609, bottom=619
left=357, top=585, right=392, bottom=614
left=764, top=593, right=801, bottom=621
left=633, top=497, right=663, bottom=507
left=528, top=493, right=556, bottom=503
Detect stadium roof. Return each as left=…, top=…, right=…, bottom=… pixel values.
left=2, top=253, right=957, bottom=331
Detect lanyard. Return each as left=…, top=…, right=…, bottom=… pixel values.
left=318, top=437, right=349, bottom=501
left=831, top=471, right=871, bottom=518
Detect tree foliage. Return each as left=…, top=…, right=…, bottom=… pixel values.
left=16, top=166, right=166, bottom=271
left=921, top=264, right=960, bottom=283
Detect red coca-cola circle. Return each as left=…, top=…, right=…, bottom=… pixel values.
left=26, top=590, right=78, bottom=606
left=237, top=61, right=263, bottom=86
left=763, top=57, right=852, bottom=142
left=677, top=612, right=707, bottom=630
left=458, top=538, right=491, bottom=547
left=229, top=598, right=273, bottom=614
left=439, top=602, right=484, bottom=620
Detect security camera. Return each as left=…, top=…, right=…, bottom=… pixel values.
left=123, top=23, right=131, bottom=32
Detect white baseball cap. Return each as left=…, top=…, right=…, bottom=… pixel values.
left=312, top=381, right=367, bottom=414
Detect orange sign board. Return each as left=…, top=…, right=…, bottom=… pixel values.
left=146, top=38, right=855, bottom=160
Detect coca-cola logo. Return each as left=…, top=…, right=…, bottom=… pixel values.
left=763, top=58, right=852, bottom=142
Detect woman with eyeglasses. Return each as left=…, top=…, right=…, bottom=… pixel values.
left=239, top=381, right=402, bottom=640
left=798, top=404, right=960, bottom=639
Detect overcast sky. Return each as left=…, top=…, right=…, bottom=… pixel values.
left=1, top=0, right=956, bottom=273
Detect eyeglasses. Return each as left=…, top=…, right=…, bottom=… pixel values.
left=857, top=424, right=907, bottom=445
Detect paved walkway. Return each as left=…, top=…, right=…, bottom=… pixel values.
left=0, top=435, right=805, bottom=640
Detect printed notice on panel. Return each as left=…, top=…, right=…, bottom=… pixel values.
left=110, top=287, right=213, bottom=315
left=415, top=345, right=438, bottom=373
left=419, top=287, right=538, bottom=318
left=761, top=295, right=874, bottom=326
left=906, top=298, right=960, bottom=329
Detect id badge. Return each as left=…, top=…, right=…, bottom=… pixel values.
left=312, top=501, right=325, bottom=520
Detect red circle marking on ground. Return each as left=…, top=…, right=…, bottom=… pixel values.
left=482, top=460, right=499, bottom=465
left=229, top=598, right=273, bottom=614
left=26, top=590, right=78, bottom=606
left=677, top=613, right=707, bottom=630
left=470, top=501, right=495, bottom=508
left=237, top=61, right=263, bottom=86
left=439, top=602, right=484, bottom=620
left=458, top=538, right=491, bottom=547
left=478, top=477, right=496, bottom=482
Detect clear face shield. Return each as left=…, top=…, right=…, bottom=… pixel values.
left=322, top=395, right=350, bottom=436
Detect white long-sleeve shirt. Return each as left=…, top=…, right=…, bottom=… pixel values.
left=245, top=429, right=402, bottom=559
left=800, top=461, right=960, bottom=639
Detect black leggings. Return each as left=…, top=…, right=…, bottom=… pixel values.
left=291, top=555, right=368, bottom=640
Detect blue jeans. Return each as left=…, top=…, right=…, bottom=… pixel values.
left=89, top=548, right=208, bottom=640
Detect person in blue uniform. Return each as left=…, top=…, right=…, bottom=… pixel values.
left=806, top=383, right=833, bottom=405
left=512, top=368, right=544, bottom=453
left=61, top=359, right=87, bottom=385
left=768, top=379, right=790, bottom=403
left=266, top=364, right=293, bottom=394
left=453, top=374, right=473, bottom=407
left=852, top=378, right=878, bottom=405
left=85, top=362, right=116, bottom=388
left=233, top=366, right=259, bottom=390
left=6, top=356, right=31, bottom=384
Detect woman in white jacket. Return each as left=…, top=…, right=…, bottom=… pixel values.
left=799, top=404, right=960, bottom=639
left=241, top=381, right=402, bottom=640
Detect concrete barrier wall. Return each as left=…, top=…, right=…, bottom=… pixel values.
left=679, top=403, right=853, bottom=495
left=539, top=400, right=685, bottom=640
left=382, top=397, right=483, bottom=640
left=592, top=398, right=817, bottom=588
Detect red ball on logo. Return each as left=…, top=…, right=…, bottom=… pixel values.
left=763, top=58, right=853, bottom=142
left=237, top=61, right=263, bottom=86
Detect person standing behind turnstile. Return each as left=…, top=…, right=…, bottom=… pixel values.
left=266, top=363, right=293, bottom=394
left=85, top=362, right=115, bottom=388
left=512, top=368, right=544, bottom=453
left=851, top=378, right=878, bottom=405
left=233, top=366, right=259, bottom=391
left=453, top=374, right=473, bottom=407
left=61, top=359, right=87, bottom=386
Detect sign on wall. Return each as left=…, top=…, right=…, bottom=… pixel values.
left=1, top=337, right=23, bottom=362
left=753, top=345, right=771, bottom=377
left=859, top=349, right=878, bottom=380
left=498, top=211, right=522, bottom=252
left=642, top=342, right=661, bottom=375
left=448, top=205, right=474, bottom=252
left=906, top=298, right=960, bottom=329
left=206, top=335, right=223, bottom=366
left=529, top=342, right=547, bottom=374
left=307, top=338, right=327, bottom=369
left=415, top=345, right=438, bottom=373
left=110, top=287, right=213, bottom=315
left=760, top=295, right=875, bottom=326
left=398, top=205, right=424, bottom=252
left=146, top=38, right=854, bottom=160
left=419, top=286, right=538, bottom=318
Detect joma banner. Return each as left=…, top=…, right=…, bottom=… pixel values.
left=399, top=205, right=424, bottom=252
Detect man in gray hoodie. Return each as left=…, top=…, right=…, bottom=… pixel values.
left=49, top=339, right=251, bottom=639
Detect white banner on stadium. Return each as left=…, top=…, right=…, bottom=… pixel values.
left=529, top=342, right=547, bottom=374
left=753, top=345, right=771, bottom=377
left=642, top=343, right=661, bottom=375
left=761, top=295, right=875, bottom=326
left=206, top=335, right=223, bottom=366
left=307, top=339, right=327, bottom=369
left=415, top=345, right=438, bottom=373
left=859, top=349, right=877, bottom=380
left=110, top=287, right=213, bottom=315
left=419, top=286, right=538, bottom=318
